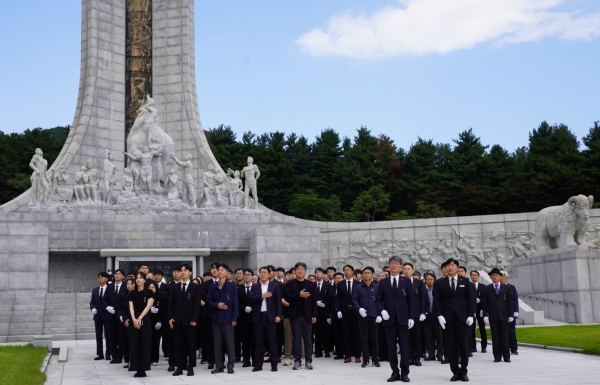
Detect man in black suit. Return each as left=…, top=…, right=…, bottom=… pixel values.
left=403, top=263, right=427, bottom=366
left=90, top=271, right=116, bottom=361
left=433, top=258, right=475, bottom=382
left=167, top=263, right=201, bottom=376
left=482, top=268, right=514, bottom=363
left=199, top=262, right=221, bottom=369
left=470, top=270, right=487, bottom=353
left=248, top=266, right=283, bottom=371
left=376, top=256, right=414, bottom=383
left=237, top=268, right=255, bottom=367
left=326, top=272, right=345, bottom=360
left=336, top=264, right=362, bottom=363
left=314, top=267, right=331, bottom=358
left=284, top=262, right=318, bottom=370
left=108, top=269, right=127, bottom=364
left=422, top=273, right=443, bottom=361
left=150, top=270, right=169, bottom=366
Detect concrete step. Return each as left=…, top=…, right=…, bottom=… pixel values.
left=7, top=335, right=34, bottom=343
left=8, top=315, right=45, bottom=323
left=43, top=327, right=78, bottom=335
left=43, top=315, right=76, bottom=322
left=14, top=298, right=46, bottom=306
left=43, top=321, right=76, bottom=329
left=8, top=327, right=43, bottom=336
left=76, top=333, right=95, bottom=340
left=53, top=334, right=77, bottom=341
left=75, top=327, right=95, bottom=333
left=12, top=304, right=45, bottom=311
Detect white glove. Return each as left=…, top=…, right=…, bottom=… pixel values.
left=484, top=317, right=489, bottom=324
left=359, top=308, right=367, bottom=318
left=316, top=300, right=325, bottom=308
left=337, top=311, right=343, bottom=319
left=438, top=316, right=446, bottom=329
left=245, top=306, right=252, bottom=313
left=327, top=318, right=332, bottom=325
left=120, top=316, right=123, bottom=322
left=150, top=306, right=159, bottom=314
left=419, top=314, right=426, bottom=322
left=514, top=312, right=519, bottom=318
left=381, top=310, right=390, bottom=320
left=91, top=308, right=97, bottom=315
left=155, top=322, right=162, bottom=330
left=466, top=317, right=473, bottom=326
left=106, top=306, right=115, bottom=314
left=375, top=316, right=382, bottom=323
left=480, top=310, right=483, bottom=318
left=476, top=298, right=480, bottom=303
left=508, top=317, right=514, bottom=323
left=408, top=319, right=414, bottom=329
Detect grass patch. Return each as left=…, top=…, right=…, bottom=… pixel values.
left=476, top=324, right=600, bottom=355
left=0, top=344, right=48, bottom=385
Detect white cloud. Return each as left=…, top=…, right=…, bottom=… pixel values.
left=296, top=0, right=600, bottom=58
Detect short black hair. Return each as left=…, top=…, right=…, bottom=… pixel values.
left=211, top=262, right=222, bottom=269
left=470, top=270, right=480, bottom=276
left=267, top=265, right=276, bottom=272
left=326, top=266, right=336, bottom=272
left=98, top=271, right=109, bottom=278
left=203, top=271, right=212, bottom=277
left=424, top=273, right=437, bottom=280
left=334, top=272, right=344, bottom=278
left=413, top=271, right=422, bottom=278
left=458, top=266, right=467, bottom=272
left=445, top=258, right=460, bottom=268
left=403, top=262, right=414, bottom=269
left=234, top=268, right=244, bottom=273
left=220, top=263, right=230, bottom=271
left=295, top=262, right=307, bottom=270
left=114, top=269, right=125, bottom=276
left=171, top=264, right=181, bottom=272
left=244, top=268, right=254, bottom=275
left=362, top=266, right=375, bottom=274
left=180, top=263, right=193, bottom=274
left=276, top=267, right=285, bottom=273
left=153, top=269, right=164, bottom=276
left=259, top=266, right=270, bottom=273
left=127, top=270, right=136, bottom=276
left=227, top=268, right=233, bottom=274
left=440, top=261, right=448, bottom=269
left=354, top=269, right=362, bottom=274
left=343, top=264, right=354, bottom=272
left=139, top=263, right=149, bottom=269
left=315, top=267, right=325, bottom=274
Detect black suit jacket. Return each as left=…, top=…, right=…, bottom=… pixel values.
left=167, top=281, right=201, bottom=326
left=111, top=282, right=128, bottom=314
left=482, top=283, right=513, bottom=322
left=90, top=285, right=116, bottom=322
left=284, top=279, right=318, bottom=321
left=325, top=284, right=338, bottom=319
left=199, top=279, right=217, bottom=318
left=410, top=278, right=428, bottom=316
left=432, top=275, right=475, bottom=323
left=238, top=283, right=254, bottom=324
left=474, top=282, right=486, bottom=314
left=375, top=275, right=415, bottom=326
left=316, top=280, right=331, bottom=316
left=248, top=281, right=282, bottom=323
left=335, top=279, right=361, bottom=316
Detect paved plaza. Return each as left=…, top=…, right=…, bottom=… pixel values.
left=43, top=340, right=600, bottom=385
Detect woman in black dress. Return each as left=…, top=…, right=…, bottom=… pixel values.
left=120, top=278, right=135, bottom=368
left=128, top=272, right=155, bottom=377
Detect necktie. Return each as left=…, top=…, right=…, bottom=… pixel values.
left=495, top=284, right=499, bottom=295
left=246, top=286, right=250, bottom=295
left=100, top=287, right=103, bottom=298
left=393, top=277, right=397, bottom=291
left=115, top=285, right=118, bottom=294
left=318, top=282, right=321, bottom=292
left=347, top=281, right=352, bottom=296
left=451, top=278, right=455, bottom=291
left=182, top=283, right=187, bottom=298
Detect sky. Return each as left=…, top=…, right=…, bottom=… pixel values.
left=0, top=0, right=599, bottom=152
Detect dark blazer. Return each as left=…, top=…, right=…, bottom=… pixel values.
left=315, top=280, right=331, bottom=317
left=207, top=280, right=239, bottom=324
left=432, top=275, right=475, bottom=323
left=335, top=279, right=361, bottom=316
left=473, top=282, right=486, bottom=314
left=507, top=283, right=519, bottom=313
left=410, top=278, right=428, bottom=316
left=166, top=281, right=201, bottom=326
left=90, top=285, right=116, bottom=322
left=482, top=283, right=514, bottom=322
left=247, top=281, right=282, bottom=323
left=237, top=283, right=254, bottom=324
left=325, top=283, right=338, bottom=320
left=111, top=282, right=128, bottom=314
left=352, top=281, right=379, bottom=317
left=375, top=275, right=415, bottom=326
left=199, top=278, right=217, bottom=318
left=151, top=281, right=169, bottom=324
left=284, top=279, right=318, bottom=321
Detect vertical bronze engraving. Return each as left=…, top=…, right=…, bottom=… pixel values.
left=125, top=0, right=152, bottom=139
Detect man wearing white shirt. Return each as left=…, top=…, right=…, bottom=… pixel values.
left=237, top=268, right=255, bottom=367
left=470, top=270, right=487, bottom=353
left=314, top=268, right=332, bottom=358
left=110, top=269, right=127, bottom=364
left=90, top=271, right=116, bottom=361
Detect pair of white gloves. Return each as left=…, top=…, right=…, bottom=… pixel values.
left=438, top=315, right=474, bottom=329
left=91, top=306, right=115, bottom=315
left=380, top=310, right=417, bottom=329
left=481, top=311, right=519, bottom=324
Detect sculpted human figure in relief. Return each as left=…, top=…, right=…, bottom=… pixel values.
left=49, top=165, right=73, bottom=203
left=28, top=148, right=49, bottom=205
left=103, top=150, right=117, bottom=204
left=241, top=156, right=260, bottom=209
left=170, top=153, right=197, bottom=207
left=73, top=165, right=88, bottom=202
left=123, top=143, right=166, bottom=197
left=166, top=168, right=180, bottom=201
left=85, top=161, right=100, bottom=203
left=227, top=168, right=244, bottom=207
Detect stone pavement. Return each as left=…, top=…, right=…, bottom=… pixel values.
left=44, top=340, right=600, bottom=385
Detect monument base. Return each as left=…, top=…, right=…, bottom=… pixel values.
left=516, top=247, right=600, bottom=323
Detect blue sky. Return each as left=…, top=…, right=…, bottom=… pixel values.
left=1, top=0, right=599, bottom=152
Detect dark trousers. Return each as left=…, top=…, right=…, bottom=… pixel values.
left=358, top=316, right=379, bottom=362
left=444, top=316, right=469, bottom=376
left=378, top=322, right=388, bottom=360
left=332, top=318, right=344, bottom=357
left=472, top=316, right=487, bottom=350
left=213, top=323, right=235, bottom=370
left=341, top=312, right=361, bottom=358
left=174, top=324, right=196, bottom=368
left=123, top=324, right=130, bottom=362
left=109, top=317, right=123, bottom=360
left=508, top=318, right=517, bottom=351
left=291, top=317, right=313, bottom=363
left=151, top=324, right=163, bottom=363
left=423, top=320, right=443, bottom=358
left=239, top=321, right=255, bottom=362
left=408, top=320, right=422, bottom=360
left=234, top=322, right=242, bottom=360
left=128, top=317, right=151, bottom=372
left=201, top=317, right=215, bottom=363
left=276, top=319, right=284, bottom=356
left=94, top=319, right=112, bottom=357
left=314, top=314, right=328, bottom=354
left=324, top=319, right=334, bottom=352
left=384, top=322, right=410, bottom=376
left=490, top=320, right=510, bottom=360
left=254, top=313, right=280, bottom=367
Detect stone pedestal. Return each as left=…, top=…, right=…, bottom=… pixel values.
left=516, top=247, right=600, bottom=323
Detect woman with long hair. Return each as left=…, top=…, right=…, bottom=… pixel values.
left=128, top=272, right=154, bottom=377
left=120, top=278, right=135, bottom=368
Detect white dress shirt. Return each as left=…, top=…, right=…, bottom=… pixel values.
left=260, top=281, right=269, bottom=312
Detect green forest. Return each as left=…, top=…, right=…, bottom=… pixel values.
left=2, top=121, right=599, bottom=221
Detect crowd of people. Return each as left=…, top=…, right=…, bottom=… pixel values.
left=89, top=256, right=520, bottom=382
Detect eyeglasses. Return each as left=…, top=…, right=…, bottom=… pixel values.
left=389, top=261, right=401, bottom=266
left=295, top=268, right=306, bottom=271
left=243, top=273, right=252, bottom=276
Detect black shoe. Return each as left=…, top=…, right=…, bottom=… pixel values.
left=387, top=373, right=400, bottom=382
left=424, top=356, right=436, bottom=361
left=93, top=355, right=104, bottom=361
left=182, top=364, right=189, bottom=370
left=271, top=367, right=278, bottom=372
left=373, top=361, right=381, bottom=367
left=494, top=359, right=501, bottom=362
left=511, top=350, right=518, bottom=355
left=334, top=355, right=344, bottom=360
left=133, top=371, right=146, bottom=377
left=200, top=359, right=206, bottom=364
left=315, top=353, right=323, bottom=358
left=325, top=352, right=330, bottom=358
left=421, top=353, right=427, bottom=359
left=235, top=358, right=241, bottom=363
left=173, top=368, right=183, bottom=376
left=461, top=374, right=469, bottom=382
left=110, top=359, right=117, bottom=364
left=123, top=363, right=129, bottom=368
left=187, top=368, right=194, bottom=376
left=468, top=353, right=473, bottom=357
left=414, top=360, right=422, bottom=366
left=242, top=361, right=251, bottom=368
left=208, top=363, right=215, bottom=370
left=227, top=368, right=234, bottom=374
left=481, top=348, right=487, bottom=353
left=211, top=368, right=224, bottom=374
left=252, top=366, right=262, bottom=372
left=105, top=356, right=112, bottom=361
left=504, top=358, right=511, bottom=363
left=401, top=374, right=410, bottom=382
left=436, top=355, right=443, bottom=361
left=470, top=349, right=477, bottom=353
left=409, top=359, right=415, bottom=366
left=361, top=361, right=369, bottom=368
left=451, top=374, right=461, bottom=382
left=167, top=366, right=175, bottom=372
left=441, top=359, right=449, bottom=364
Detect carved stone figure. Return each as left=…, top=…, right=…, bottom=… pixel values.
left=535, top=195, right=594, bottom=250
left=103, top=149, right=117, bottom=204
left=513, top=236, right=534, bottom=258
left=202, top=164, right=223, bottom=206
left=49, top=165, right=73, bottom=203
left=73, top=166, right=88, bottom=202
left=84, top=161, right=100, bottom=203
left=28, top=148, right=49, bottom=205
left=170, top=153, right=197, bottom=207
left=227, top=168, right=244, bottom=207
left=122, top=167, right=134, bottom=193
left=166, top=169, right=180, bottom=201
left=123, top=143, right=166, bottom=197
left=241, top=156, right=260, bottom=209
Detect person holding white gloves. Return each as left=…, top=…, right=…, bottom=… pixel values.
left=375, top=256, right=415, bottom=383
left=433, top=258, right=475, bottom=382
left=481, top=268, right=514, bottom=364
left=351, top=266, right=381, bottom=368
left=90, top=271, right=117, bottom=361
